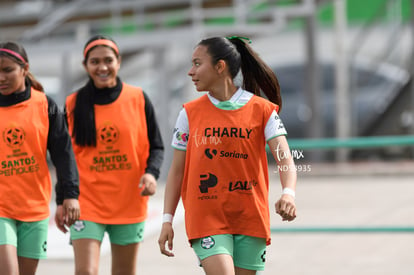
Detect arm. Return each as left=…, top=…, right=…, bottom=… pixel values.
left=47, top=97, right=80, bottom=232
left=158, top=149, right=186, bottom=257
left=140, top=92, right=165, bottom=196
left=143, top=92, right=164, bottom=179
left=268, top=135, right=297, bottom=221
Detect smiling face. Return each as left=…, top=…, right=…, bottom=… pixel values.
left=187, top=45, right=222, bottom=92
left=0, top=56, right=27, bottom=96
left=84, top=46, right=120, bottom=89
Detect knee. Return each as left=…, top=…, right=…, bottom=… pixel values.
left=112, top=266, right=136, bottom=275
left=75, top=267, right=99, bottom=275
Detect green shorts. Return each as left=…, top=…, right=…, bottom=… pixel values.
left=0, top=217, right=48, bottom=259
left=70, top=220, right=145, bottom=245
left=191, top=234, right=267, bottom=271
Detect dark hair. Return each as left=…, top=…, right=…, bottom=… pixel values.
left=0, top=41, right=44, bottom=92
left=72, top=34, right=119, bottom=147
left=198, top=37, right=282, bottom=111
left=83, top=34, right=119, bottom=64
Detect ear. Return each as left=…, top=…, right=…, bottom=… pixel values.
left=22, top=63, right=29, bottom=76
left=117, top=55, right=122, bottom=68
left=215, top=60, right=226, bottom=74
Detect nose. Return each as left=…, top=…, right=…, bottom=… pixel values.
left=188, top=66, right=194, bottom=77
left=98, top=63, right=108, bottom=71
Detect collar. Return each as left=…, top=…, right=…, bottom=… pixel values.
left=0, top=80, right=31, bottom=107
left=88, top=77, right=123, bottom=105
left=207, top=88, right=253, bottom=110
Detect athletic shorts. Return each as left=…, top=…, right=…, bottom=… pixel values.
left=70, top=220, right=145, bottom=245
left=191, top=234, right=267, bottom=271
left=0, top=217, right=48, bottom=259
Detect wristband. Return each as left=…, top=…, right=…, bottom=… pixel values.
left=163, top=213, right=174, bottom=224
left=282, top=187, right=295, bottom=198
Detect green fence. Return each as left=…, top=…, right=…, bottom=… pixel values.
left=272, top=226, right=414, bottom=233
left=318, top=0, right=412, bottom=25
left=288, top=135, right=414, bottom=150
left=272, top=134, right=414, bottom=234
left=103, top=0, right=413, bottom=35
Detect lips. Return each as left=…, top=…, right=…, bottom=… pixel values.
left=97, top=74, right=110, bottom=80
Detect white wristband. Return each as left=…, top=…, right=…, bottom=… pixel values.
left=282, top=187, right=295, bottom=198
left=163, top=213, right=174, bottom=224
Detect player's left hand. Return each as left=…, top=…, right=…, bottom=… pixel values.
left=55, top=199, right=80, bottom=233
left=139, top=173, right=157, bottom=196
left=275, top=195, right=296, bottom=221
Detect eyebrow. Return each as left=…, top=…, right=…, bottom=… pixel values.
left=89, top=56, right=114, bottom=60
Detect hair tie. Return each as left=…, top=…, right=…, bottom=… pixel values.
left=83, top=39, right=119, bottom=58
left=226, top=36, right=252, bottom=44
left=0, top=48, right=27, bottom=64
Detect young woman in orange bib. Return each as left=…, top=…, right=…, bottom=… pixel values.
left=0, top=41, right=80, bottom=275
left=158, top=36, right=297, bottom=275
left=65, top=35, right=164, bottom=275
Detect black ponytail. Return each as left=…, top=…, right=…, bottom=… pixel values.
left=198, top=36, right=282, bottom=111
left=72, top=81, right=96, bottom=146
left=228, top=38, right=282, bottom=111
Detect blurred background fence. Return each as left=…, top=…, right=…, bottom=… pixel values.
left=1, top=0, right=413, bottom=172
left=2, top=3, right=413, bottom=273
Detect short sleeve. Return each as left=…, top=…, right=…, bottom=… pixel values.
left=171, top=108, right=189, bottom=150
left=265, top=110, right=287, bottom=141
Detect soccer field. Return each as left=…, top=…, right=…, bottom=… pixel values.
left=39, top=161, right=414, bottom=275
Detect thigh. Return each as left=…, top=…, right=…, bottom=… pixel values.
left=106, top=223, right=144, bottom=275
left=0, top=218, right=18, bottom=246
left=201, top=254, right=235, bottom=275
left=111, top=243, right=139, bottom=275
left=17, top=257, right=39, bottom=275
left=192, top=234, right=234, bottom=261
left=0, top=244, right=19, bottom=275
left=71, top=239, right=101, bottom=275
left=106, top=222, right=145, bottom=245
left=192, top=235, right=235, bottom=275
left=17, top=219, right=48, bottom=260
left=0, top=218, right=43, bottom=275
left=233, top=235, right=266, bottom=272
left=70, top=221, right=105, bottom=275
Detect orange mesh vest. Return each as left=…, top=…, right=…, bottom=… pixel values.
left=66, top=84, right=150, bottom=224
left=182, top=94, right=278, bottom=244
left=0, top=89, right=52, bottom=221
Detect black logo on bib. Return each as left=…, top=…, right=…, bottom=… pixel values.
left=98, top=122, right=119, bottom=146
left=3, top=126, right=25, bottom=148
left=205, top=148, right=217, bottom=159
left=199, top=173, right=218, bottom=193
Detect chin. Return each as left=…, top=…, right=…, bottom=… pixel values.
left=0, top=90, right=15, bottom=96
left=195, top=86, right=206, bottom=92
left=94, top=84, right=107, bottom=89
left=95, top=81, right=115, bottom=89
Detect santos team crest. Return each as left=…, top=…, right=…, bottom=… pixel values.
left=3, top=126, right=25, bottom=148
left=98, top=122, right=119, bottom=146
left=201, top=236, right=215, bottom=249
left=72, top=221, right=86, bottom=232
